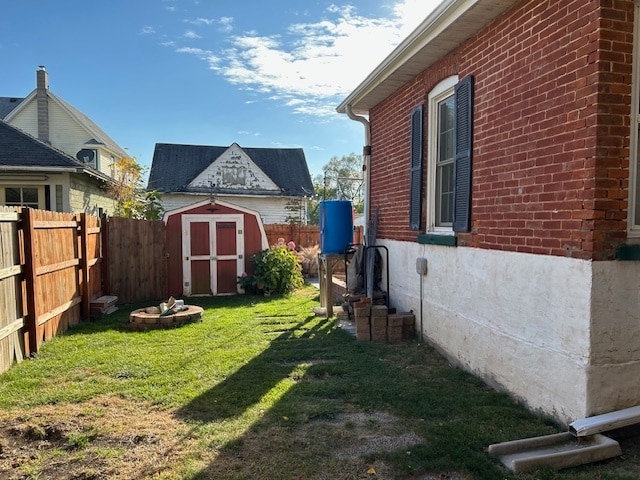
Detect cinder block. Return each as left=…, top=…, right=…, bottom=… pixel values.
left=401, top=314, right=415, bottom=340
left=387, top=314, right=404, bottom=343
left=355, top=316, right=370, bottom=341
left=353, top=305, right=371, bottom=318
left=371, top=316, right=386, bottom=343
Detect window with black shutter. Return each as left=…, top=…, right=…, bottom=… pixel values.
left=409, top=105, right=423, bottom=230
left=453, top=75, right=474, bottom=232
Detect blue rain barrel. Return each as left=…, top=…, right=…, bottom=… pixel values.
left=319, top=200, right=353, bottom=254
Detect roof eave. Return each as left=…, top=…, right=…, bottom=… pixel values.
left=336, top=0, right=519, bottom=115
left=0, top=165, right=113, bottom=184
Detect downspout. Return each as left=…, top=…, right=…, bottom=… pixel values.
left=344, top=105, right=371, bottom=239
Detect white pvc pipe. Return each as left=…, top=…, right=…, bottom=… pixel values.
left=570, top=405, right=640, bottom=437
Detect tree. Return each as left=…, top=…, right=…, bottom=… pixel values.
left=309, top=153, right=364, bottom=224
left=284, top=198, right=306, bottom=225
left=107, top=156, right=163, bottom=220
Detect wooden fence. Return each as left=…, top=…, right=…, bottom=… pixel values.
left=0, top=213, right=359, bottom=374
left=0, top=207, right=24, bottom=374
left=0, top=208, right=102, bottom=374
left=102, top=216, right=167, bottom=304
left=263, top=224, right=363, bottom=249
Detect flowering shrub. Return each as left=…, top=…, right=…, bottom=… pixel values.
left=238, top=240, right=303, bottom=295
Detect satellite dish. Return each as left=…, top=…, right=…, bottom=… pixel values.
left=76, top=149, right=95, bottom=163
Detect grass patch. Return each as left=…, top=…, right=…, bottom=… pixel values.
left=0, top=285, right=638, bottom=479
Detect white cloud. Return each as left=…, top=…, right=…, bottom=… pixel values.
left=185, top=17, right=215, bottom=26
left=171, top=0, right=440, bottom=116
left=184, top=30, right=201, bottom=39
left=219, top=17, right=234, bottom=33
left=141, top=26, right=155, bottom=35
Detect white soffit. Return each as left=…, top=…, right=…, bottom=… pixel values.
left=337, top=0, right=519, bottom=114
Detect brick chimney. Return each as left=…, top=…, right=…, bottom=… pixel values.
left=36, top=66, right=50, bottom=143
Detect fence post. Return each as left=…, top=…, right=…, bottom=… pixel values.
left=101, top=214, right=110, bottom=296
left=21, top=208, right=39, bottom=355
left=79, top=213, right=91, bottom=320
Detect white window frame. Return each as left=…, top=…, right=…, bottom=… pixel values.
left=427, top=75, right=458, bottom=234
left=1, top=185, right=45, bottom=209
left=629, top=0, right=640, bottom=238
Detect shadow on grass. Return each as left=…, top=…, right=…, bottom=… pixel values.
left=174, top=313, right=339, bottom=423
left=172, top=306, right=562, bottom=480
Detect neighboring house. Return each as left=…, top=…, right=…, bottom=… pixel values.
left=0, top=66, right=128, bottom=214
left=0, top=120, right=113, bottom=213
left=148, top=142, right=314, bottom=224
left=338, top=0, right=640, bottom=425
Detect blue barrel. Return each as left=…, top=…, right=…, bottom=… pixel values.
left=319, top=200, right=353, bottom=254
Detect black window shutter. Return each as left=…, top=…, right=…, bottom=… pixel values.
left=409, top=105, right=423, bottom=230
left=453, top=75, right=474, bottom=232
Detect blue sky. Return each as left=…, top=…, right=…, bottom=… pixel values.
left=0, top=0, right=439, bottom=181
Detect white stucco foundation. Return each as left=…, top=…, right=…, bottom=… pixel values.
left=379, top=239, right=640, bottom=425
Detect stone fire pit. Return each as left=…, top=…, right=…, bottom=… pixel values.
left=128, top=305, right=204, bottom=330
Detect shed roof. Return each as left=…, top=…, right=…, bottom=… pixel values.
left=148, top=143, right=314, bottom=197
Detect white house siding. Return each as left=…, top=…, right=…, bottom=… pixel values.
left=160, top=193, right=304, bottom=224
left=9, top=100, right=116, bottom=177
left=377, top=238, right=633, bottom=425
left=69, top=174, right=115, bottom=215
left=0, top=172, right=68, bottom=211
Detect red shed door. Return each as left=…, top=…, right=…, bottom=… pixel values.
left=181, top=214, right=244, bottom=295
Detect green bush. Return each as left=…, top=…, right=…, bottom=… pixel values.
left=238, top=244, right=303, bottom=295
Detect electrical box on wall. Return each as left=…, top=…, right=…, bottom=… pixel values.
left=416, top=257, right=428, bottom=275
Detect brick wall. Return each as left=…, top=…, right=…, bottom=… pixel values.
left=369, top=0, right=634, bottom=260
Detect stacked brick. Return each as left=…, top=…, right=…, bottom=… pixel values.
left=352, top=298, right=415, bottom=343
left=354, top=298, right=372, bottom=341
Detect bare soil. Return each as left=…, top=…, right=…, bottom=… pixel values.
left=0, top=396, right=467, bottom=479
left=0, top=396, right=201, bottom=480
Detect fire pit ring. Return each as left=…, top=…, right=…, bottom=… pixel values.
left=128, top=305, right=204, bottom=330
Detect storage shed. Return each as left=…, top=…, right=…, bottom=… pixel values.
left=164, top=198, right=268, bottom=296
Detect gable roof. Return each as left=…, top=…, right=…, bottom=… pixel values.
left=0, top=97, right=25, bottom=118
left=148, top=143, right=314, bottom=197
left=3, top=89, right=129, bottom=159
left=337, top=0, right=519, bottom=115
left=0, top=120, right=111, bottom=182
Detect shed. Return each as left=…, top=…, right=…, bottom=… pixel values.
left=164, top=198, right=268, bottom=296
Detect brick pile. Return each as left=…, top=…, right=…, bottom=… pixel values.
left=351, top=298, right=415, bottom=343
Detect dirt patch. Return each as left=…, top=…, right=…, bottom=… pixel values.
left=0, top=396, right=203, bottom=480
left=0, top=397, right=466, bottom=479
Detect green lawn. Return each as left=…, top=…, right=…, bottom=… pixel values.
left=0, top=285, right=638, bottom=479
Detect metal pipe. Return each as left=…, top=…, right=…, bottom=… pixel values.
left=344, top=105, right=370, bottom=239
left=569, top=405, right=640, bottom=437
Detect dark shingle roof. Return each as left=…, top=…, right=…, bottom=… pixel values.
left=148, top=143, right=314, bottom=197
left=0, top=120, right=110, bottom=183
left=0, top=97, right=24, bottom=119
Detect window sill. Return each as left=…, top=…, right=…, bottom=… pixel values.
left=417, top=233, right=457, bottom=247
left=616, top=244, right=640, bottom=260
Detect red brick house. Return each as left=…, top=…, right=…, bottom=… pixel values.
left=338, top=0, right=640, bottom=424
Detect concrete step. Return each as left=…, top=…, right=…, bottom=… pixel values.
left=488, top=432, right=621, bottom=474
